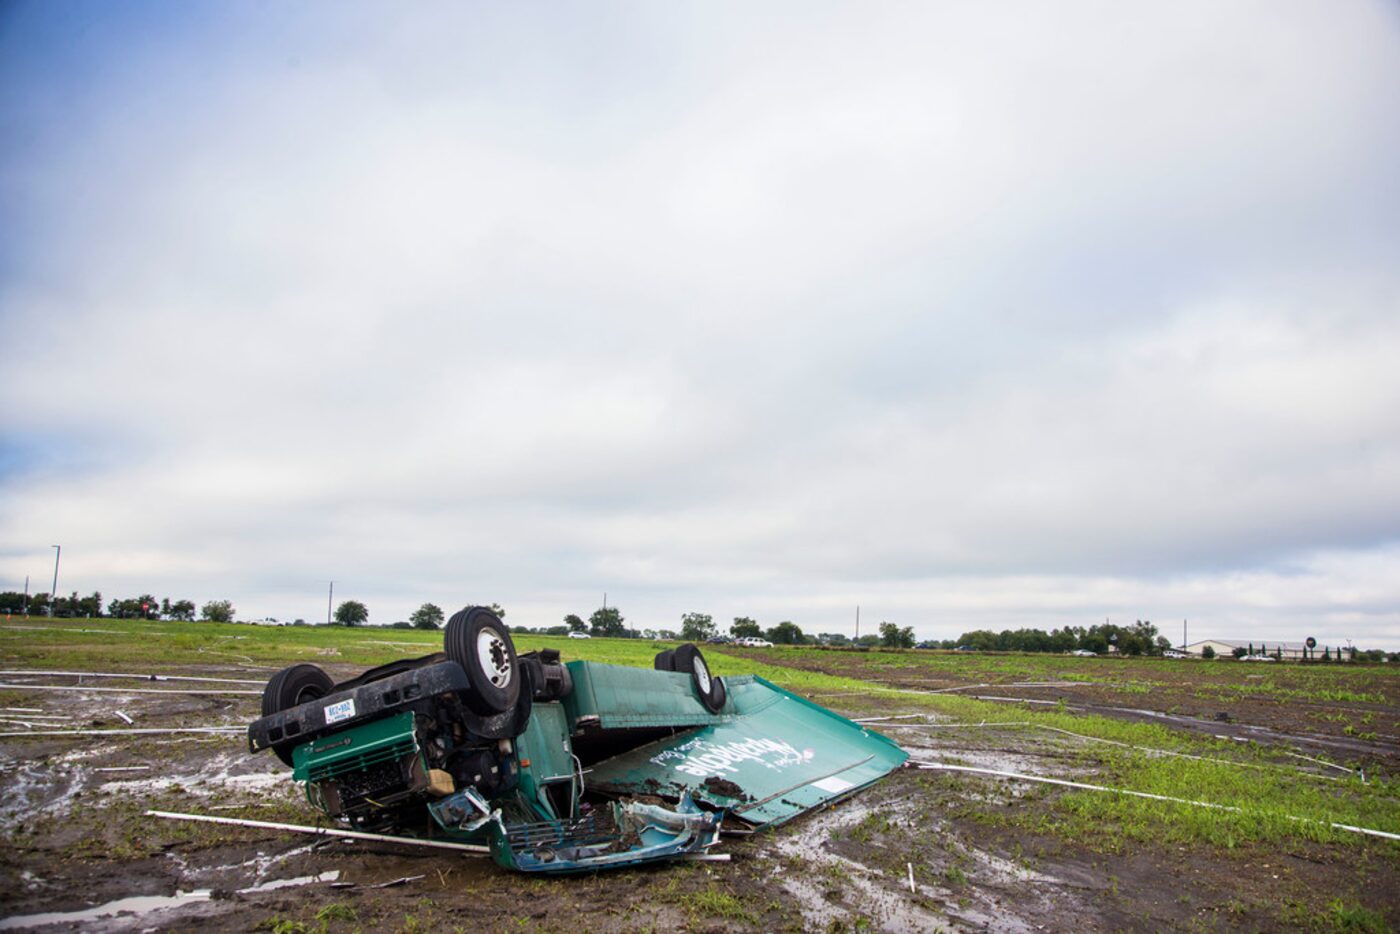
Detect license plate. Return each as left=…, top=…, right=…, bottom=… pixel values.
left=323, top=698, right=356, bottom=724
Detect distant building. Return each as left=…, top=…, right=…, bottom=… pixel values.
left=1183, top=639, right=1326, bottom=660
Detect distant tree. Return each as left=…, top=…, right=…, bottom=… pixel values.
left=391, top=621, right=413, bottom=629
left=879, top=622, right=915, bottom=649
left=48, top=591, right=76, bottom=618
left=168, top=599, right=196, bottom=621
left=767, top=621, right=805, bottom=645
left=1080, top=631, right=1109, bottom=654
left=202, top=600, right=235, bottom=623
left=1201, top=645, right=1216, bottom=659
left=1322, top=646, right=1332, bottom=662
left=680, top=612, right=716, bottom=642
left=410, top=602, right=444, bottom=630
left=657, top=629, right=679, bottom=640
left=564, top=614, right=587, bottom=633
left=589, top=606, right=625, bottom=637
left=856, top=634, right=880, bottom=646
left=334, top=600, right=368, bottom=626
left=293, top=618, right=307, bottom=626
left=1232, top=646, right=1248, bottom=659
left=958, top=629, right=1001, bottom=652
left=819, top=632, right=851, bottom=646
left=730, top=617, right=762, bottom=639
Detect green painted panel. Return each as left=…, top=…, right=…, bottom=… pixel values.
left=563, top=660, right=725, bottom=729
left=585, top=676, right=906, bottom=828
left=291, top=710, right=417, bottom=783
left=514, top=702, right=576, bottom=819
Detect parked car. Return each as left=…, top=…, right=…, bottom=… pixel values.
left=1162, top=650, right=1188, bottom=659
left=1071, top=649, right=1097, bottom=657
left=567, top=631, right=591, bottom=639
left=1241, top=654, right=1276, bottom=662
left=247, top=606, right=905, bottom=874
left=736, top=637, right=773, bottom=647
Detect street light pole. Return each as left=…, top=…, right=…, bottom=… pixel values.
left=328, top=582, right=334, bottom=626
left=50, top=545, right=61, bottom=617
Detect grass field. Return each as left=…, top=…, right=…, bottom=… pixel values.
left=1, top=616, right=1397, bottom=931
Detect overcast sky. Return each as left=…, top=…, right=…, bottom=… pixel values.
left=2, top=1, right=1399, bottom=647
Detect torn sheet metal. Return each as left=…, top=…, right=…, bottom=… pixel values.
left=586, top=675, right=908, bottom=828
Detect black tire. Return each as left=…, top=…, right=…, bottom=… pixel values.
left=445, top=606, right=520, bottom=715
left=653, top=649, right=675, bottom=671
left=261, top=663, right=334, bottom=717
left=672, top=644, right=722, bottom=713
left=261, top=664, right=334, bottom=766
left=708, top=675, right=727, bottom=713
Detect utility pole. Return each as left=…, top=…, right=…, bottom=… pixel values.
left=855, top=605, right=860, bottom=641
left=1182, top=619, right=1187, bottom=650
left=50, top=545, right=61, bottom=617
left=327, top=582, right=334, bottom=625
left=22, top=576, right=29, bottom=616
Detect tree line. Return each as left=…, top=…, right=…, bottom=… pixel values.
left=500, top=607, right=918, bottom=648
left=0, top=590, right=237, bottom=622
left=944, top=620, right=1171, bottom=655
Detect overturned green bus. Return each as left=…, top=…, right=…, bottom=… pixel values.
left=247, top=606, right=906, bottom=873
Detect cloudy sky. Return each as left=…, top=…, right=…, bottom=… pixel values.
left=2, top=1, right=1398, bottom=646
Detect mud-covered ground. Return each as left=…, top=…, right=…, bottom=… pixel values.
left=1, top=655, right=1398, bottom=932
left=736, top=647, right=1400, bottom=774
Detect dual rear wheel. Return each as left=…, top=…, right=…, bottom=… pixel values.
left=655, top=643, right=727, bottom=713
left=259, top=606, right=522, bottom=763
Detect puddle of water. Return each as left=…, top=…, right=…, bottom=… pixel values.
left=96, top=751, right=287, bottom=797
left=0, top=890, right=211, bottom=930
left=237, top=871, right=340, bottom=893
left=770, top=802, right=956, bottom=932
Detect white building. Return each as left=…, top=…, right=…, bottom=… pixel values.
left=1183, top=639, right=1334, bottom=660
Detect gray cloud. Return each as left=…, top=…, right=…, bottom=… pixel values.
left=2, top=1, right=1399, bottom=646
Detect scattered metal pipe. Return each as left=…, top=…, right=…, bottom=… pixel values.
left=0, top=669, right=265, bottom=685
left=144, top=810, right=492, bottom=853
left=0, top=683, right=260, bottom=696
left=888, top=721, right=1345, bottom=782
left=0, top=727, right=243, bottom=738
left=909, top=759, right=1400, bottom=842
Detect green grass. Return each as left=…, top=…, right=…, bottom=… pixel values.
left=679, top=883, right=758, bottom=922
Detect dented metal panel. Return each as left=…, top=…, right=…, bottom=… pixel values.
left=586, top=675, right=907, bottom=827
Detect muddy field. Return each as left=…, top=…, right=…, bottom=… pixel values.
left=741, top=648, right=1400, bottom=774
left=1, top=629, right=1398, bottom=932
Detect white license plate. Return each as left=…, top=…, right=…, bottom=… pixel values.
left=323, top=698, right=356, bottom=724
